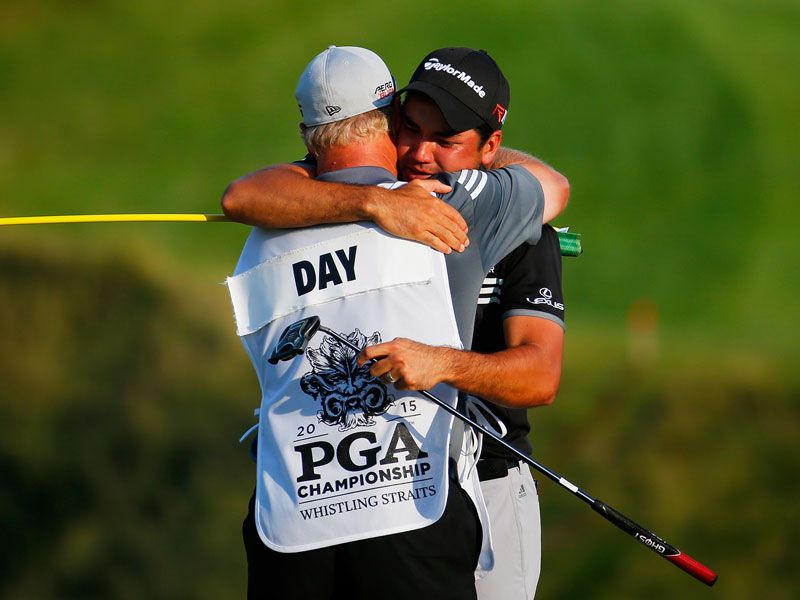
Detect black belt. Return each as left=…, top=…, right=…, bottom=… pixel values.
left=476, top=458, right=520, bottom=481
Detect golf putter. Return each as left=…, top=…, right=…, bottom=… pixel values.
left=268, top=316, right=717, bottom=587
left=267, top=316, right=322, bottom=364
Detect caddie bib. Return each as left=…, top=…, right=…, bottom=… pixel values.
left=227, top=224, right=462, bottom=552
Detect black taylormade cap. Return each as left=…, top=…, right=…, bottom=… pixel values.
left=399, top=47, right=510, bottom=132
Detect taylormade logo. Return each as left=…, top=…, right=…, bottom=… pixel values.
left=423, top=58, right=486, bottom=98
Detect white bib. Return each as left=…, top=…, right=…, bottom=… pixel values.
left=227, top=225, right=462, bottom=552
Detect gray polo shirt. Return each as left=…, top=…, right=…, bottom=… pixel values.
left=235, top=164, right=543, bottom=349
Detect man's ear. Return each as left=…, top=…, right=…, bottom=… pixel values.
left=299, top=123, right=315, bottom=155
left=480, top=130, right=503, bottom=168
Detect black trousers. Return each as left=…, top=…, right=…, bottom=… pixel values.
left=243, top=476, right=481, bottom=600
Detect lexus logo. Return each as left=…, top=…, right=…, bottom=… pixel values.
left=525, top=287, right=563, bottom=311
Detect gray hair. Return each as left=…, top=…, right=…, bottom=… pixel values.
left=301, top=108, right=391, bottom=155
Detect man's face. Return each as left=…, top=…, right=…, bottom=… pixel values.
left=396, top=93, right=493, bottom=180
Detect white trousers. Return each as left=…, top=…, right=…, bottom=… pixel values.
left=475, top=463, right=541, bottom=600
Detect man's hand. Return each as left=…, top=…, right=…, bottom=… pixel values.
left=364, top=179, right=468, bottom=254
left=357, top=338, right=453, bottom=390
left=357, top=316, right=564, bottom=408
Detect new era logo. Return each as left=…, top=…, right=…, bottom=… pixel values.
left=326, top=105, right=342, bottom=116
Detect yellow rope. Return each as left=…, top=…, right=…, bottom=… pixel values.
left=0, top=212, right=582, bottom=255
left=0, top=214, right=229, bottom=226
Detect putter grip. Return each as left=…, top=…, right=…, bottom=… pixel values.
left=593, top=499, right=717, bottom=586
left=666, top=551, right=718, bottom=586
left=557, top=230, right=582, bottom=257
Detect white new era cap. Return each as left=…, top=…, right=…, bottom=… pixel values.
left=295, top=46, right=396, bottom=126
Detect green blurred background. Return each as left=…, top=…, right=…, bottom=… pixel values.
left=1, top=0, right=798, bottom=598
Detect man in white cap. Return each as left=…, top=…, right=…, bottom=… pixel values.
left=225, top=47, right=568, bottom=599
left=227, top=46, right=551, bottom=599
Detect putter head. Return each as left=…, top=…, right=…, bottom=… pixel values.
left=268, top=316, right=321, bottom=364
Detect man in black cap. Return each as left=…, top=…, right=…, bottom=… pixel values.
left=363, top=48, right=565, bottom=600
left=395, top=47, right=511, bottom=179
left=223, top=47, right=568, bottom=599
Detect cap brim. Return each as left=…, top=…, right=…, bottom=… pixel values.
left=398, top=80, right=485, bottom=133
